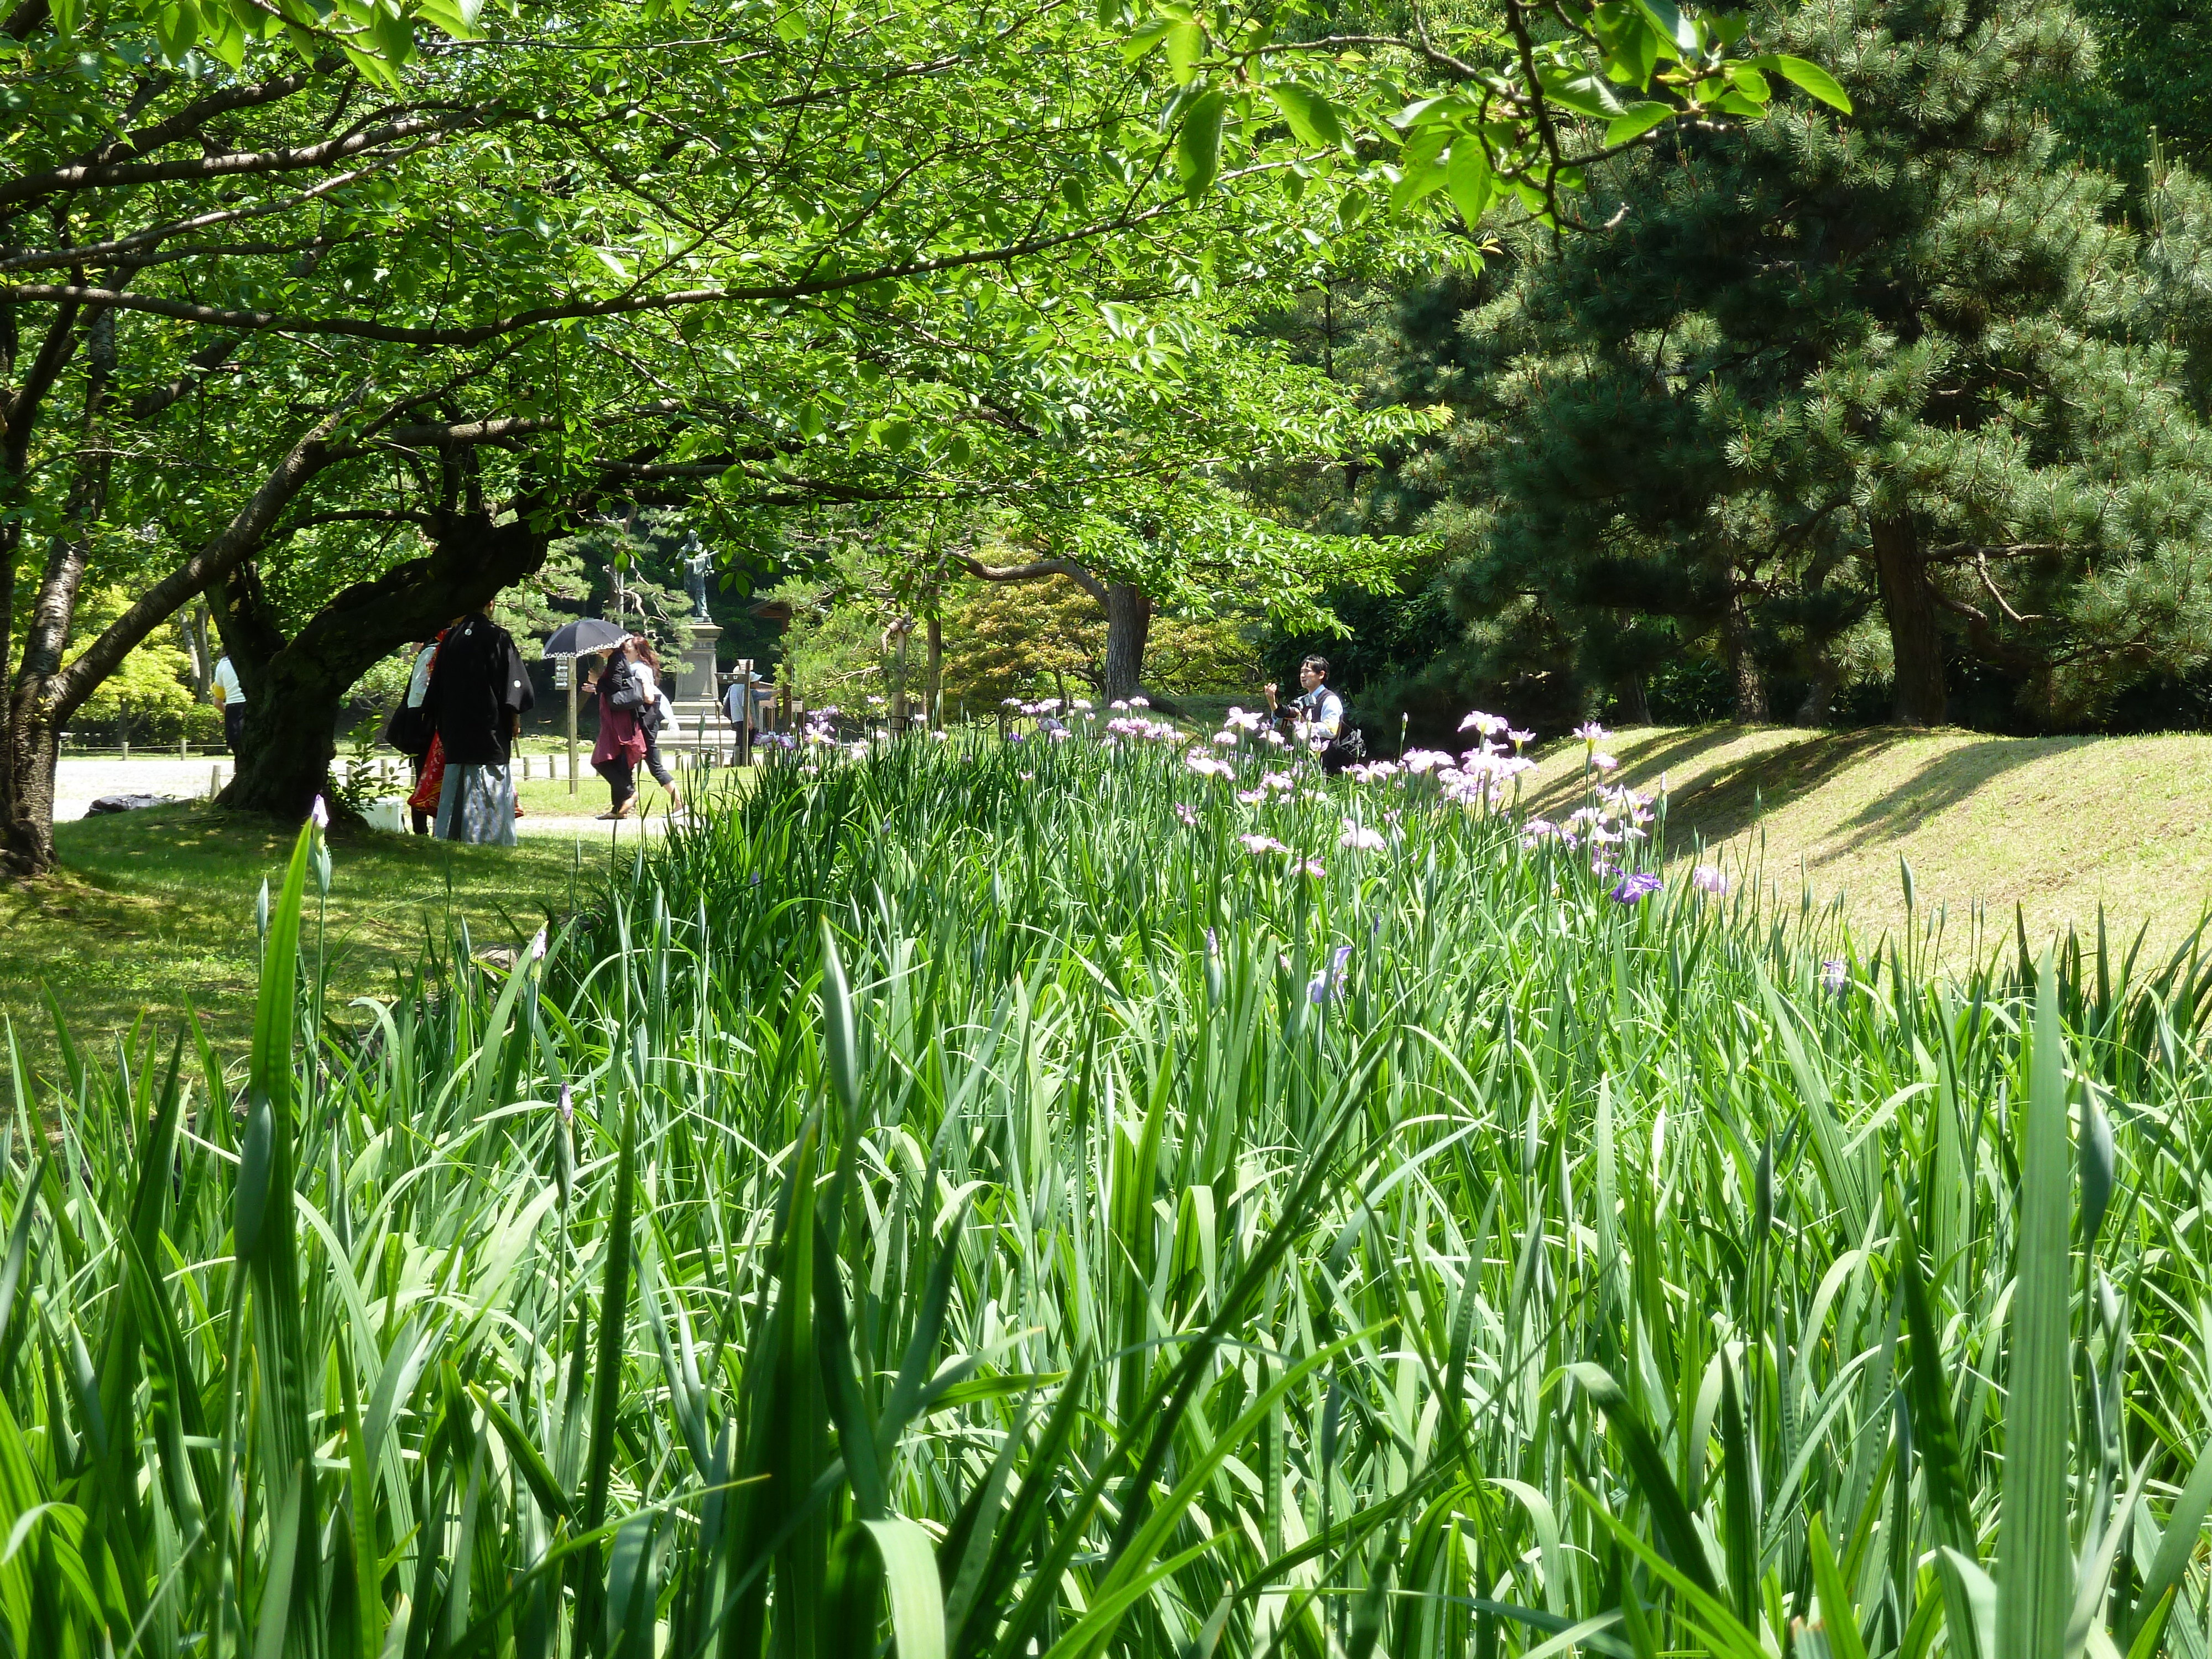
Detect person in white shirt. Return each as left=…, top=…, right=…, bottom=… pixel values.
left=1265, top=655, right=1344, bottom=740
left=722, top=670, right=768, bottom=749
left=211, top=654, right=247, bottom=754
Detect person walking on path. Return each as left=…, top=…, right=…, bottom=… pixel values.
left=586, top=645, right=648, bottom=818
left=424, top=611, right=534, bottom=844
left=211, top=654, right=248, bottom=755
left=622, top=635, right=684, bottom=814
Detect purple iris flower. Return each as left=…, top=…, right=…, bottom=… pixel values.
left=1611, top=872, right=1662, bottom=906
left=1308, top=944, right=1354, bottom=1004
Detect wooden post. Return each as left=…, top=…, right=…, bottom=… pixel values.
left=926, top=615, right=943, bottom=729
left=565, top=655, right=579, bottom=795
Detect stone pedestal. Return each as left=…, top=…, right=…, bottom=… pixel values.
left=680, top=619, right=721, bottom=703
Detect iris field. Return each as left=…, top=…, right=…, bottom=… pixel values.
left=6, top=723, right=2212, bottom=1658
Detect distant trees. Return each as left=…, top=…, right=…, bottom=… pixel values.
left=1350, top=0, right=2212, bottom=734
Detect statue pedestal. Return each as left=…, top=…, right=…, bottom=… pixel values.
left=671, top=618, right=722, bottom=754
left=680, top=619, right=721, bottom=703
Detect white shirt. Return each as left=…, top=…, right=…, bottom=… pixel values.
left=404, top=644, right=436, bottom=708
left=633, top=662, right=680, bottom=735
left=213, top=657, right=246, bottom=706
left=723, top=680, right=761, bottom=727
left=1291, top=685, right=1344, bottom=739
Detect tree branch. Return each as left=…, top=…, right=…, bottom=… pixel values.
left=0, top=104, right=496, bottom=211
left=0, top=160, right=1298, bottom=342
left=0, top=296, right=80, bottom=465
left=273, top=507, right=439, bottom=538
left=952, top=551, right=1108, bottom=607
left=128, top=336, right=246, bottom=422
left=48, top=390, right=364, bottom=719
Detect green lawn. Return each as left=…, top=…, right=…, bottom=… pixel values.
left=0, top=802, right=611, bottom=1065
left=1522, top=723, right=2212, bottom=957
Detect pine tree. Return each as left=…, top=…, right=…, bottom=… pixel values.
left=1381, top=0, right=2212, bottom=729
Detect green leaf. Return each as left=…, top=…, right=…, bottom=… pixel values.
left=2129, top=1437, right=2212, bottom=1645
left=1997, top=956, right=2073, bottom=1659
left=1769, top=54, right=1852, bottom=112
left=818, top=918, right=862, bottom=1124
left=1165, top=20, right=1203, bottom=85
left=1538, top=68, right=1627, bottom=121
left=1563, top=1364, right=1724, bottom=1604
left=1264, top=80, right=1345, bottom=151
left=1176, top=88, right=1228, bottom=202
left=1807, top=1516, right=1869, bottom=1659
left=152, top=0, right=200, bottom=62
left=1387, top=160, right=1450, bottom=216
left=582, top=1100, right=638, bottom=1531
left=865, top=1518, right=946, bottom=1659
left=1604, top=101, right=1674, bottom=146
left=1443, top=140, right=1493, bottom=229
left=1629, top=0, right=1694, bottom=55
left=1120, top=17, right=1174, bottom=63
left=473, top=1387, right=571, bottom=1521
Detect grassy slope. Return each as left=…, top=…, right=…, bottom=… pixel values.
left=0, top=803, right=612, bottom=1061
left=1521, top=723, right=2212, bottom=957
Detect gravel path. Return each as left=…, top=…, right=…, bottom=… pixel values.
left=51, top=757, right=677, bottom=843
left=54, top=757, right=231, bottom=821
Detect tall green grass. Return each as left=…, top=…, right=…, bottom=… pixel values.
left=5, top=733, right=2211, bottom=1658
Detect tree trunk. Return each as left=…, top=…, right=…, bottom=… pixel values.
left=925, top=615, right=942, bottom=728
left=1796, top=653, right=1838, bottom=727
left=1721, top=591, right=1770, bottom=724
left=1870, top=514, right=1947, bottom=726
left=1101, top=582, right=1152, bottom=705
left=1618, top=672, right=1652, bottom=726
left=210, top=560, right=288, bottom=693
left=221, top=510, right=556, bottom=819
left=180, top=601, right=216, bottom=703
left=1, top=308, right=110, bottom=876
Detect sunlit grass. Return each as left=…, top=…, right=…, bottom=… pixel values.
left=3, top=734, right=2209, bottom=1657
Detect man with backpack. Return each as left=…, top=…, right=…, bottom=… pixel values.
left=1265, top=655, right=1364, bottom=774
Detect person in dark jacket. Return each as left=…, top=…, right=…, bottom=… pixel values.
left=424, top=611, right=534, bottom=844
left=586, top=648, right=648, bottom=819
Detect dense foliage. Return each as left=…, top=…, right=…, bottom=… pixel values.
left=7, top=729, right=2212, bottom=1655
left=0, top=0, right=1815, bottom=870
left=1294, top=0, right=2212, bottom=742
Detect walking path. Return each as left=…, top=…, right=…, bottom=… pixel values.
left=53, top=757, right=229, bottom=822
left=53, top=755, right=680, bottom=842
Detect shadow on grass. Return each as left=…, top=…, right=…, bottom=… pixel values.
left=1527, top=726, right=1914, bottom=841
left=1532, top=725, right=2081, bottom=864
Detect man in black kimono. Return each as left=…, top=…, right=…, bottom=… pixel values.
left=426, top=611, right=535, bottom=845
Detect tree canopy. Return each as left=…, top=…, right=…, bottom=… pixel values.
left=1319, top=0, right=2212, bottom=737
left=1, top=0, right=1824, bottom=868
